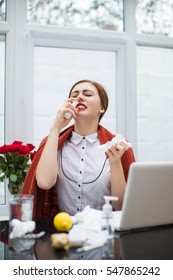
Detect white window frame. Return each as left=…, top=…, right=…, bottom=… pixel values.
left=1, top=0, right=173, bottom=216
left=1, top=0, right=173, bottom=159
left=0, top=0, right=137, bottom=216
left=27, top=24, right=136, bottom=144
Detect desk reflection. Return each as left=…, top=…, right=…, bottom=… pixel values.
left=118, top=226, right=173, bottom=260
left=1, top=219, right=173, bottom=260
left=35, top=236, right=116, bottom=260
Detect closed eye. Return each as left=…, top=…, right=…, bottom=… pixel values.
left=71, top=89, right=95, bottom=98
left=83, top=90, right=93, bottom=96
left=84, top=93, right=92, bottom=96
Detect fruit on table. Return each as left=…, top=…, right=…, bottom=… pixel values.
left=53, top=212, right=72, bottom=232
left=51, top=233, right=69, bottom=249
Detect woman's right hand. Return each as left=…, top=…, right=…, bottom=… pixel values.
left=51, top=98, right=79, bottom=132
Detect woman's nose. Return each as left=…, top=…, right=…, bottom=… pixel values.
left=77, top=93, right=84, bottom=101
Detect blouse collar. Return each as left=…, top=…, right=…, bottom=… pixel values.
left=70, top=131, right=98, bottom=145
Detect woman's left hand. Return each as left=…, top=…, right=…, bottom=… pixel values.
left=106, top=143, right=129, bottom=164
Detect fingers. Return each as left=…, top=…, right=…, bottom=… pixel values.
left=106, top=143, right=129, bottom=162
left=64, top=97, right=78, bottom=107
left=115, top=143, right=129, bottom=152
left=51, top=98, right=78, bottom=131
left=59, top=98, right=78, bottom=120
left=63, top=98, right=79, bottom=119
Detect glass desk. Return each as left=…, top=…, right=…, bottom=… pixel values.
left=1, top=219, right=173, bottom=260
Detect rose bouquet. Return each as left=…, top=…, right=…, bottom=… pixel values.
left=0, top=141, right=36, bottom=194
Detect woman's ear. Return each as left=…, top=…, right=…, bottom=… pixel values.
left=100, top=107, right=105, bottom=113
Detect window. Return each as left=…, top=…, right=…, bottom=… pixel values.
left=1, top=0, right=173, bottom=167
left=136, top=0, right=173, bottom=37
left=0, top=35, right=5, bottom=146
left=27, top=0, right=124, bottom=31
left=137, top=46, right=173, bottom=161
left=0, top=0, right=6, bottom=21
left=0, top=35, right=5, bottom=207
left=34, top=47, right=116, bottom=148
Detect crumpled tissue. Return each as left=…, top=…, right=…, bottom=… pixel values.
left=69, top=206, right=111, bottom=251
left=9, top=219, right=36, bottom=239
left=95, top=133, right=131, bottom=155
left=9, top=238, right=35, bottom=253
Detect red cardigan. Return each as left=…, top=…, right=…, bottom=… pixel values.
left=22, top=125, right=135, bottom=219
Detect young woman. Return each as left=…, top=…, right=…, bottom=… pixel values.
left=22, top=80, right=135, bottom=219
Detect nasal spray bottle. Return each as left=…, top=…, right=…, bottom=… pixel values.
left=64, top=101, right=78, bottom=119
left=101, top=196, right=119, bottom=236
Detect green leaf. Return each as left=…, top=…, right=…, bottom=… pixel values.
left=23, top=168, right=29, bottom=172
left=0, top=175, right=5, bottom=182
left=0, top=156, right=6, bottom=165
left=10, top=174, right=17, bottom=182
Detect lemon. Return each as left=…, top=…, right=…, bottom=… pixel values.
left=53, top=212, right=72, bottom=232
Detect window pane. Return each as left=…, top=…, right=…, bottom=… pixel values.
left=0, top=0, right=6, bottom=21
left=0, top=35, right=5, bottom=206
left=136, top=0, right=173, bottom=37
left=34, top=47, right=116, bottom=148
left=0, top=35, right=5, bottom=148
left=137, top=46, right=173, bottom=161
left=27, top=0, right=123, bottom=31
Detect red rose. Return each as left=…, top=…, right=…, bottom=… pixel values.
left=6, top=144, right=19, bottom=153
left=12, top=141, right=23, bottom=146
left=18, top=146, right=30, bottom=156
left=27, top=143, right=35, bottom=151
left=0, top=144, right=8, bottom=154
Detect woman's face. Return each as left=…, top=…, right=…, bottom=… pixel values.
left=70, top=82, right=104, bottom=121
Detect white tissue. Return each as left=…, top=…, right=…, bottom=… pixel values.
left=69, top=206, right=108, bottom=251
left=68, top=226, right=87, bottom=247
left=95, top=133, right=131, bottom=155
left=9, top=238, right=35, bottom=253
left=70, top=205, right=90, bottom=224
left=9, top=219, right=36, bottom=239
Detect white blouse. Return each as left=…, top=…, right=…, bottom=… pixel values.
left=56, top=131, right=111, bottom=215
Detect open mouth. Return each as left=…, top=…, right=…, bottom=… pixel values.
left=76, top=103, right=87, bottom=110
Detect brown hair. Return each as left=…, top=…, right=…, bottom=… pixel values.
left=68, top=79, right=109, bottom=121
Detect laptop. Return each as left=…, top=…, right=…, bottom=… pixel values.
left=113, top=162, right=173, bottom=231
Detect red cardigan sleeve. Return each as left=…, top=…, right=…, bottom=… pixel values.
left=121, top=148, right=135, bottom=181
left=21, top=126, right=74, bottom=219
left=21, top=136, right=59, bottom=219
